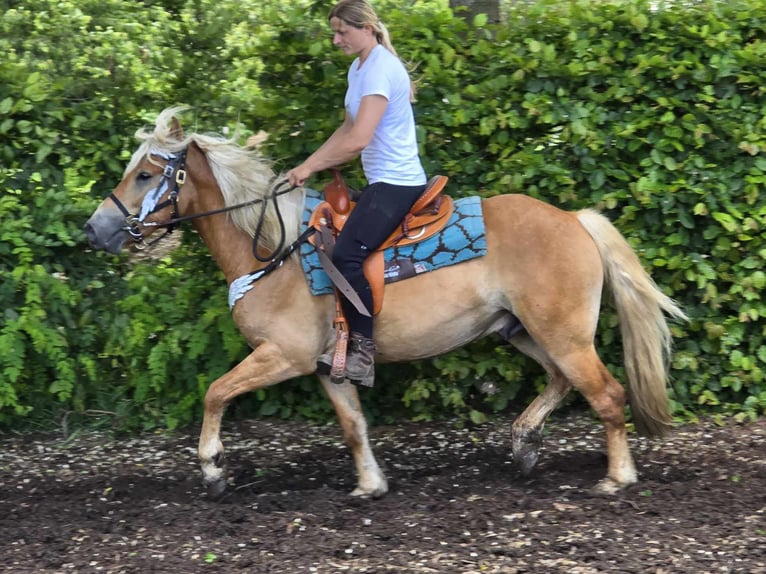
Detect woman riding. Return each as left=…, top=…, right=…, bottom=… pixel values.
left=286, top=0, right=427, bottom=388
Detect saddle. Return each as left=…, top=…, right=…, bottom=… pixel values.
left=308, top=170, right=453, bottom=316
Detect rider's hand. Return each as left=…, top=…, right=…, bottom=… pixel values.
left=286, top=164, right=312, bottom=187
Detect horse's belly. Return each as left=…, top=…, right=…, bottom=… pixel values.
left=368, top=247, right=504, bottom=359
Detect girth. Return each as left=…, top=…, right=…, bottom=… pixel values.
left=308, top=170, right=452, bottom=316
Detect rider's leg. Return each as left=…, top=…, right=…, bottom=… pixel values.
left=325, top=182, right=425, bottom=386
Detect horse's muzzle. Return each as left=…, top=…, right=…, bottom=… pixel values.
left=83, top=212, right=130, bottom=254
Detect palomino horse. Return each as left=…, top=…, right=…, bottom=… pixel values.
left=84, top=108, right=686, bottom=498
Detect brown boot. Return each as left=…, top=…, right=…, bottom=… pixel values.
left=345, top=332, right=377, bottom=388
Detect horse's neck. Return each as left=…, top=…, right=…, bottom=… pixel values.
left=192, top=216, right=264, bottom=283
left=185, top=144, right=274, bottom=283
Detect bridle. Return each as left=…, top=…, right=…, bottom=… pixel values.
left=107, top=147, right=309, bottom=261
left=108, top=148, right=188, bottom=250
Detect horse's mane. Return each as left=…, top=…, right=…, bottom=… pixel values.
left=127, top=107, right=305, bottom=251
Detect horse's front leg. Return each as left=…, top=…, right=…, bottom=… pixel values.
left=198, top=341, right=306, bottom=498
left=318, top=375, right=388, bottom=498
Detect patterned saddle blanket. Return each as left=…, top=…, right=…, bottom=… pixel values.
left=299, top=188, right=487, bottom=296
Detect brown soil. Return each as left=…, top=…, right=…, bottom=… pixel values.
left=1, top=413, right=764, bottom=573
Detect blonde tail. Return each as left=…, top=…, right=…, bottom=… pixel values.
left=577, top=209, right=687, bottom=437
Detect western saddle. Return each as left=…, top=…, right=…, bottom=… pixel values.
left=308, top=170, right=452, bottom=315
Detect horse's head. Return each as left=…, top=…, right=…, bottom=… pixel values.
left=84, top=110, right=192, bottom=254
left=86, top=108, right=304, bottom=261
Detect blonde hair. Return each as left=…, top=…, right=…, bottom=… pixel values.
left=329, top=0, right=416, bottom=99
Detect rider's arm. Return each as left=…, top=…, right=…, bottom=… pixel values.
left=286, top=94, right=387, bottom=186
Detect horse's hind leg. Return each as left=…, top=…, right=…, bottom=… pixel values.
left=510, top=324, right=637, bottom=491
left=556, top=347, right=638, bottom=493
left=508, top=334, right=571, bottom=476
left=319, top=375, right=388, bottom=498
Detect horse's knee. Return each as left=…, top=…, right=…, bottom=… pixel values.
left=203, top=383, right=228, bottom=414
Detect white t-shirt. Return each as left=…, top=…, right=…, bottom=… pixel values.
left=345, top=44, right=427, bottom=186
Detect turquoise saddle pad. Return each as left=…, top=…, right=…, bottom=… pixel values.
left=299, top=188, right=487, bottom=296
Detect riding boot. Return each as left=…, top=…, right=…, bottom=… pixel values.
left=345, top=332, right=377, bottom=388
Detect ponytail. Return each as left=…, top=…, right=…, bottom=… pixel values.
left=375, top=21, right=397, bottom=57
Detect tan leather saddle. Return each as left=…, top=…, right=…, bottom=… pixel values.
left=308, top=170, right=452, bottom=315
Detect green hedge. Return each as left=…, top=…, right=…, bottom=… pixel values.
left=0, top=0, right=763, bottom=432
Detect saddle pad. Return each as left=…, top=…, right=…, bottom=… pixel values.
left=300, top=188, right=487, bottom=296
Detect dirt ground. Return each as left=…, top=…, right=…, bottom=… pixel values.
left=0, top=412, right=764, bottom=573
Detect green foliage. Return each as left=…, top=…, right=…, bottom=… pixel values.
left=397, top=343, right=546, bottom=423
left=0, top=171, right=101, bottom=424
left=0, top=0, right=763, bottom=432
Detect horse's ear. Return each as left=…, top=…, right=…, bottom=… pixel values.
left=170, top=116, right=184, bottom=140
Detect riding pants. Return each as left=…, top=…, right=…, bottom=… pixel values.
left=332, top=181, right=426, bottom=338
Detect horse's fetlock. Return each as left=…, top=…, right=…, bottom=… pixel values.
left=524, top=428, right=543, bottom=447
left=513, top=426, right=543, bottom=449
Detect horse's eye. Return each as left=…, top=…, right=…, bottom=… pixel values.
left=136, top=171, right=153, bottom=182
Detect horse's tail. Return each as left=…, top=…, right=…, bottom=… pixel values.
left=576, top=209, right=688, bottom=437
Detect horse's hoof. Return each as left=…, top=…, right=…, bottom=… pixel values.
left=592, top=477, right=625, bottom=495
left=350, top=485, right=388, bottom=499
left=515, top=450, right=539, bottom=476
left=512, top=428, right=542, bottom=476
left=205, top=478, right=228, bottom=500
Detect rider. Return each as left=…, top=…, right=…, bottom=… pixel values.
left=286, top=0, right=427, bottom=388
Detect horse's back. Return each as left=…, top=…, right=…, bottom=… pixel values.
left=482, top=192, right=582, bottom=231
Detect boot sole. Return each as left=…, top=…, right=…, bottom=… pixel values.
left=317, top=359, right=374, bottom=387
left=348, top=376, right=375, bottom=389
left=316, top=361, right=331, bottom=376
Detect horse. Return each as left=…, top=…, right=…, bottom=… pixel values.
left=84, top=107, right=687, bottom=498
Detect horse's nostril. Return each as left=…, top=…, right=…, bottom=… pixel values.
left=83, top=221, right=103, bottom=248
left=83, top=222, right=95, bottom=242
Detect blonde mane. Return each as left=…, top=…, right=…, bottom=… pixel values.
left=127, top=107, right=306, bottom=252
